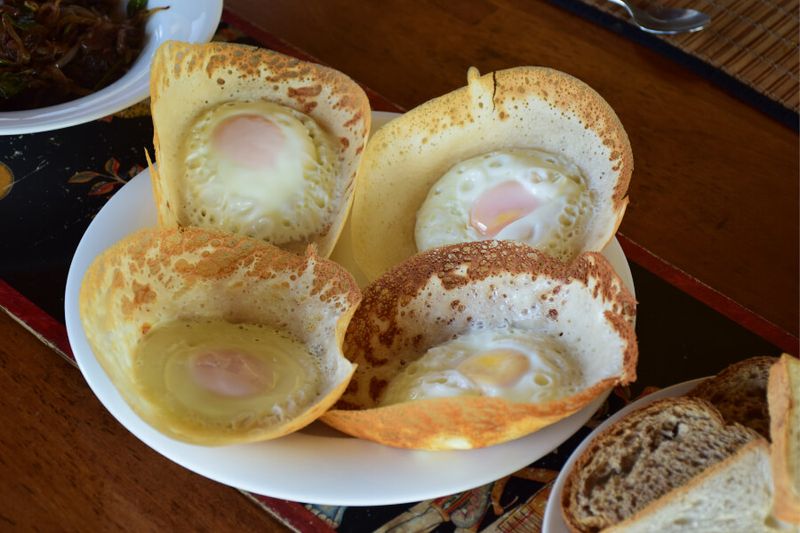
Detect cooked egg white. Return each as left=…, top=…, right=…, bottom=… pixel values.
left=380, top=327, right=583, bottom=406
left=182, top=100, right=337, bottom=245
left=134, top=318, right=321, bottom=429
left=415, top=149, right=591, bottom=261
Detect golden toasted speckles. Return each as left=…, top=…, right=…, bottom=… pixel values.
left=131, top=281, right=156, bottom=305
left=288, top=85, right=323, bottom=98
left=120, top=280, right=157, bottom=317
left=205, top=54, right=228, bottom=77
left=111, top=268, right=125, bottom=290
left=344, top=111, right=362, bottom=128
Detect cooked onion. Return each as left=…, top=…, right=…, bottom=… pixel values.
left=0, top=0, right=166, bottom=111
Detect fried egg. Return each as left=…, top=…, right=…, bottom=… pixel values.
left=134, top=318, right=321, bottom=428
left=182, top=100, right=337, bottom=245
left=380, top=327, right=582, bottom=406
left=415, top=149, right=591, bottom=260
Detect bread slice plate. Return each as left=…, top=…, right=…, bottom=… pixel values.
left=542, top=377, right=707, bottom=532
left=64, top=111, right=635, bottom=506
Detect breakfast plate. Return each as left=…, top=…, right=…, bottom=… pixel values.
left=541, top=377, right=707, bottom=532
left=64, top=111, right=636, bottom=506
left=0, top=0, right=222, bottom=135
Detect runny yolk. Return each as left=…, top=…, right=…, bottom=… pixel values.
left=211, top=114, right=285, bottom=170
left=189, top=348, right=274, bottom=397
left=457, top=349, right=531, bottom=388
left=469, top=180, right=539, bottom=237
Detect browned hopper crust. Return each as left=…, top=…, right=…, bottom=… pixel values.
left=79, top=227, right=361, bottom=445
left=351, top=66, right=633, bottom=281
left=149, top=40, right=371, bottom=257
left=322, top=240, right=637, bottom=450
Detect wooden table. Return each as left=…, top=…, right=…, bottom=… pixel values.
left=225, top=0, right=799, bottom=339
left=2, top=1, right=797, bottom=531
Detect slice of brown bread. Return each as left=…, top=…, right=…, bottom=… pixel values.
left=561, top=397, right=760, bottom=533
left=690, top=356, right=778, bottom=438
left=768, top=354, right=800, bottom=525
left=604, top=439, right=774, bottom=533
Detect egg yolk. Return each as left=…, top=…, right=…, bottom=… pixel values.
left=414, top=149, right=591, bottom=262
left=457, top=349, right=531, bottom=387
left=379, top=328, right=582, bottom=406
left=182, top=100, right=338, bottom=246
left=189, top=348, right=274, bottom=397
left=133, top=318, right=321, bottom=426
left=469, top=180, right=540, bottom=238
left=211, top=114, right=285, bottom=170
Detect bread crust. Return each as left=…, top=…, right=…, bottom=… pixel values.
left=690, top=356, right=778, bottom=438
left=769, top=354, right=800, bottom=524
left=322, top=240, right=637, bottom=450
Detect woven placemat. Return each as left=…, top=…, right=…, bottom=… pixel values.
left=580, top=0, right=799, bottom=113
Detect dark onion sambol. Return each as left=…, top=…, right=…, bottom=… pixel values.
left=0, top=0, right=166, bottom=111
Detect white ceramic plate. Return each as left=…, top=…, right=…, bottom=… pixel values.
left=0, top=0, right=222, bottom=134
left=64, top=111, right=636, bottom=506
left=542, top=378, right=707, bottom=532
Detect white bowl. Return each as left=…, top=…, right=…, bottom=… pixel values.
left=0, top=0, right=223, bottom=134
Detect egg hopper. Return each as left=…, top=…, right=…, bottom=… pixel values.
left=351, top=66, right=633, bottom=282
left=322, top=240, right=638, bottom=450
left=149, top=41, right=370, bottom=258
left=65, top=114, right=637, bottom=505
left=78, top=227, right=360, bottom=445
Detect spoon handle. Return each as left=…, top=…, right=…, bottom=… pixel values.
left=604, top=0, right=636, bottom=18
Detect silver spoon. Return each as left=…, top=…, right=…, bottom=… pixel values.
left=605, top=0, right=711, bottom=34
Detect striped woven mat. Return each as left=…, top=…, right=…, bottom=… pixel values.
left=580, top=0, right=799, bottom=113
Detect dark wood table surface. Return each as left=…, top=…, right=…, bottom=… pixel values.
left=2, top=1, right=797, bottom=531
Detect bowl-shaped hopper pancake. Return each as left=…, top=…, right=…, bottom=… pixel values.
left=149, top=41, right=370, bottom=257
left=351, top=66, right=632, bottom=281
left=79, top=227, right=360, bottom=445
left=322, top=240, right=637, bottom=450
